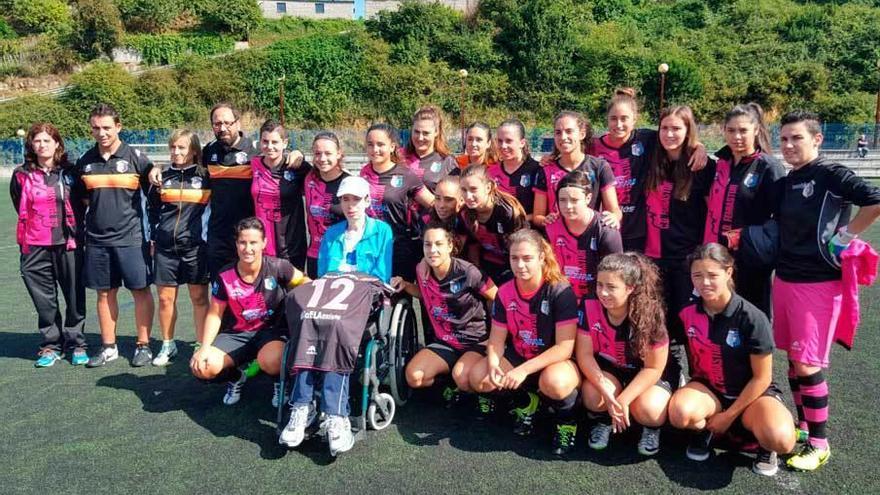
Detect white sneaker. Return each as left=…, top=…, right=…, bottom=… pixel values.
left=223, top=371, right=247, bottom=406
left=327, top=415, right=354, bottom=456
left=271, top=382, right=282, bottom=408
left=279, top=403, right=317, bottom=447
left=151, top=341, right=178, bottom=367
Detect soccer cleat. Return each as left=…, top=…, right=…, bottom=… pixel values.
left=244, top=359, right=262, bottom=378
left=271, top=382, right=282, bottom=408
left=279, top=403, right=317, bottom=448
left=686, top=430, right=714, bottom=461
left=327, top=415, right=354, bottom=456
left=441, top=386, right=461, bottom=408
left=476, top=395, right=495, bottom=419
left=131, top=344, right=153, bottom=367
left=70, top=348, right=89, bottom=366
left=86, top=345, right=119, bottom=368
left=35, top=349, right=61, bottom=368
left=588, top=422, right=612, bottom=450
left=151, top=341, right=178, bottom=367
left=752, top=448, right=779, bottom=476
left=786, top=444, right=830, bottom=472
left=638, top=427, right=661, bottom=456
left=510, top=392, right=540, bottom=436
left=552, top=422, right=578, bottom=456
left=223, top=371, right=247, bottom=406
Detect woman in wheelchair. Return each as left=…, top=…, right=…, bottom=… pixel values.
left=190, top=217, right=306, bottom=406
left=391, top=221, right=497, bottom=405
left=469, top=229, right=582, bottom=455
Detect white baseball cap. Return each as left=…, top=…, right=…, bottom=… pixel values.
left=337, top=176, right=370, bottom=199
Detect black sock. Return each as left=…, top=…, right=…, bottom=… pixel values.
left=545, top=389, right=579, bottom=423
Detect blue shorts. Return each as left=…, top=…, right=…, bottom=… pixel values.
left=84, top=244, right=152, bottom=290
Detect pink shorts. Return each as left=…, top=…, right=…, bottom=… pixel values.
left=772, top=277, right=842, bottom=368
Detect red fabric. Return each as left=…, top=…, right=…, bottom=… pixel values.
left=835, top=239, right=879, bottom=349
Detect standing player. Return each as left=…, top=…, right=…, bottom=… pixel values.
left=11, top=122, right=87, bottom=367
left=545, top=171, right=623, bottom=300
left=669, top=244, right=796, bottom=477
left=533, top=111, right=620, bottom=228
left=488, top=119, right=541, bottom=217
left=303, top=132, right=349, bottom=278
left=147, top=129, right=211, bottom=366
left=456, top=122, right=497, bottom=169
left=459, top=164, right=529, bottom=285
left=190, top=217, right=306, bottom=406
left=773, top=111, right=880, bottom=471
left=360, top=123, right=434, bottom=282
left=577, top=253, right=671, bottom=456
left=469, top=229, right=581, bottom=455
left=392, top=222, right=497, bottom=403
left=703, top=103, right=784, bottom=315
left=403, top=105, right=458, bottom=193
left=76, top=104, right=156, bottom=368
left=251, top=120, right=309, bottom=270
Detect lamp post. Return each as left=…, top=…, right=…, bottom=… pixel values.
left=873, top=59, right=880, bottom=148
left=459, top=69, right=468, bottom=148
left=658, top=63, right=669, bottom=118
left=278, top=74, right=286, bottom=128
left=16, top=128, right=25, bottom=164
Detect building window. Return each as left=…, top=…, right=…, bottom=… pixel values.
left=276, top=2, right=286, bottom=14
left=315, top=3, right=325, bottom=14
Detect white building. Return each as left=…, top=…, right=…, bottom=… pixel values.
left=258, top=0, right=476, bottom=20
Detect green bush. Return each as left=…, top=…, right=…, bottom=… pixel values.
left=115, top=0, right=183, bottom=34
left=176, top=54, right=251, bottom=110
left=10, top=0, right=72, bottom=36
left=68, top=0, right=124, bottom=59
left=62, top=62, right=139, bottom=118
left=0, top=96, right=83, bottom=137
left=0, top=18, right=16, bottom=39
left=194, top=0, right=262, bottom=40
left=122, top=34, right=234, bottom=65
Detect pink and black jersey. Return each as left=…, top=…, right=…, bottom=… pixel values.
left=11, top=165, right=82, bottom=253
left=545, top=214, right=623, bottom=299
left=591, top=130, right=656, bottom=246
left=487, top=157, right=541, bottom=214
left=211, top=255, right=295, bottom=333
left=644, top=164, right=713, bottom=260
left=406, top=151, right=457, bottom=193
left=360, top=163, right=425, bottom=239
left=416, top=258, right=495, bottom=350
left=579, top=298, right=667, bottom=372
left=679, top=294, right=774, bottom=398
left=703, top=148, right=784, bottom=245
left=535, top=156, right=616, bottom=215
left=462, top=199, right=528, bottom=266
left=777, top=158, right=880, bottom=282
left=492, top=280, right=579, bottom=360
left=304, top=169, right=349, bottom=259
left=251, top=156, right=310, bottom=268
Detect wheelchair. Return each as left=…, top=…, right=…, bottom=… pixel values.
left=275, top=292, right=421, bottom=443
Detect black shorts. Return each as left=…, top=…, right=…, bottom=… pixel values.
left=502, top=345, right=541, bottom=390
left=84, top=244, right=152, bottom=290
left=212, top=329, right=285, bottom=366
left=692, top=379, right=786, bottom=448
left=425, top=342, right=486, bottom=370
left=691, top=378, right=785, bottom=411
left=598, top=358, right=674, bottom=394
left=154, top=245, right=208, bottom=286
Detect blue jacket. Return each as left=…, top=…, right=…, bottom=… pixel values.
left=318, top=216, right=393, bottom=282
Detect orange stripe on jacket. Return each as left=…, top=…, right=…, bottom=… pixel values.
left=208, top=165, right=252, bottom=179
left=82, top=174, right=140, bottom=190
left=161, top=189, right=211, bottom=204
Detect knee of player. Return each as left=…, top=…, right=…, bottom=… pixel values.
left=667, top=396, right=698, bottom=429
left=754, top=421, right=797, bottom=454
left=538, top=372, right=575, bottom=401
left=405, top=365, right=426, bottom=388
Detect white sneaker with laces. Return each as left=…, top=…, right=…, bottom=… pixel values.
left=327, top=415, right=354, bottom=456
left=223, top=371, right=247, bottom=406
left=151, top=341, right=178, bottom=367
left=279, top=403, right=317, bottom=447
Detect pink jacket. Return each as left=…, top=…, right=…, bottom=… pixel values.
left=835, top=240, right=878, bottom=350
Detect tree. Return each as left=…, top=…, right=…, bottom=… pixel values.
left=196, top=0, right=262, bottom=40
left=10, top=0, right=72, bottom=36
left=115, top=0, right=183, bottom=34
left=68, top=0, right=124, bottom=59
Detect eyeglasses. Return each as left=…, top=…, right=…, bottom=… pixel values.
left=212, top=119, right=239, bottom=129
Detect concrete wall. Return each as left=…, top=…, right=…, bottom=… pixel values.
left=260, top=1, right=355, bottom=20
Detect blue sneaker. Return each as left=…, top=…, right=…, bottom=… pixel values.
left=71, top=348, right=88, bottom=366
left=35, top=349, right=61, bottom=368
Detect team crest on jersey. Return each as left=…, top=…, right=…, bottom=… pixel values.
left=687, top=325, right=697, bottom=337
left=540, top=299, right=550, bottom=315
left=164, top=179, right=173, bottom=188
left=211, top=153, right=218, bottom=162
left=631, top=142, right=644, bottom=157
left=63, top=174, right=74, bottom=186
left=264, top=277, right=277, bottom=290
left=725, top=329, right=741, bottom=347
left=190, top=177, right=203, bottom=189
left=520, top=174, right=531, bottom=187
left=115, top=160, right=129, bottom=173
left=430, top=161, right=442, bottom=173
left=590, top=237, right=597, bottom=251
left=283, top=170, right=295, bottom=182
left=450, top=280, right=462, bottom=294
left=234, top=151, right=248, bottom=164
left=211, top=281, right=220, bottom=295
left=802, top=181, right=814, bottom=198
left=743, top=172, right=759, bottom=188
left=496, top=223, right=504, bottom=234
left=555, top=237, right=567, bottom=248
left=390, top=175, right=404, bottom=188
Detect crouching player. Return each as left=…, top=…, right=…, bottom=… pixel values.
left=190, top=218, right=306, bottom=407
left=469, top=229, right=581, bottom=455
left=576, top=253, right=672, bottom=456
left=669, top=244, right=795, bottom=476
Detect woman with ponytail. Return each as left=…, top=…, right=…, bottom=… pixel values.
left=404, top=105, right=458, bottom=193
left=487, top=119, right=541, bottom=217
left=703, top=103, right=785, bottom=315
left=459, top=164, right=529, bottom=285
left=303, top=132, right=349, bottom=278
left=456, top=122, right=498, bottom=169
left=577, top=253, right=672, bottom=456
left=469, top=229, right=581, bottom=455
left=533, top=111, right=621, bottom=228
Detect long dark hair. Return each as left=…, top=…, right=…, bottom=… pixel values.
left=551, top=110, right=592, bottom=158
left=646, top=105, right=700, bottom=201
left=459, top=163, right=528, bottom=235
left=687, top=243, right=735, bottom=291
left=597, top=252, right=667, bottom=360
left=497, top=118, right=532, bottom=158
left=366, top=123, right=403, bottom=164
left=24, top=122, right=69, bottom=170
left=465, top=121, right=498, bottom=164
left=724, top=102, right=772, bottom=155
left=405, top=105, right=452, bottom=158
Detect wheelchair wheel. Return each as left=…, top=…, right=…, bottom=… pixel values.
left=367, top=392, right=396, bottom=431
left=388, top=298, right=417, bottom=406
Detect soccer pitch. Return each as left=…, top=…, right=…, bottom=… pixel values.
left=0, top=180, right=878, bottom=494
